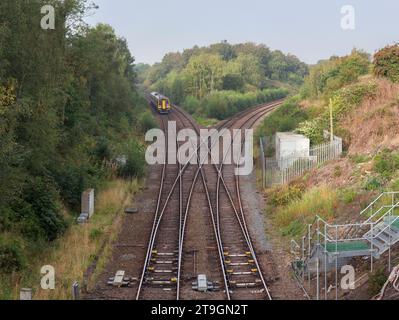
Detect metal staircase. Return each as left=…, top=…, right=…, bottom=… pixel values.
left=290, top=192, right=399, bottom=298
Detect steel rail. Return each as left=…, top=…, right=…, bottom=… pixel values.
left=175, top=101, right=281, bottom=300
left=215, top=102, right=281, bottom=299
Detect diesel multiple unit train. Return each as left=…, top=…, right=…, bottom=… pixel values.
left=149, top=92, right=171, bottom=114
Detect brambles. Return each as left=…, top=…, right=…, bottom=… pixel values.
left=373, top=149, right=399, bottom=179
left=363, top=177, right=383, bottom=191
left=340, top=189, right=357, bottom=204
left=373, top=44, right=399, bottom=83
left=0, top=238, right=25, bottom=273
left=368, top=267, right=387, bottom=296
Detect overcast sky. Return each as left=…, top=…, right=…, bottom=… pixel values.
left=85, top=0, right=399, bottom=65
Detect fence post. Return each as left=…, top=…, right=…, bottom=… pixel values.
left=72, top=282, right=80, bottom=300
left=260, top=138, right=266, bottom=189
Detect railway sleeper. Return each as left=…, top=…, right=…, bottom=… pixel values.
left=228, top=271, right=258, bottom=276
left=232, top=282, right=262, bottom=288
left=152, top=250, right=178, bottom=256
left=146, top=281, right=177, bottom=286
left=145, top=277, right=178, bottom=284
left=224, top=252, right=252, bottom=258
left=151, top=259, right=176, bottom=264
left=148, top=267, right=177, bottom=274
left=226, top=260, right=255, bottom=266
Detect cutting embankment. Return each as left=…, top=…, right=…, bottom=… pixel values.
left=257, top=47, right=399, bottom=299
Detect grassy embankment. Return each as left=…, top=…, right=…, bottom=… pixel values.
left=257, top=48, right=399, bottom=241
left=0, top=179, right=142, bottom=300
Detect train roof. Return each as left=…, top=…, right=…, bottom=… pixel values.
left=150, top=92, right=169, bottom=100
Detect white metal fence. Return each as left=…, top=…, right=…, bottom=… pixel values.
left=260, top=133, right=342, bottom=187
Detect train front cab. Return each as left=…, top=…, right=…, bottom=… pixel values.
left=158, top=98, right=171, bottom=114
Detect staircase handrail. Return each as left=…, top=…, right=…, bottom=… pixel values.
left=360, top=192, right=399, bottom=216
left=290, top=239, right=301, bottom=258
left=320, top=222, right=373, bottom=244
left=368, top=215, right=399, bottom=242
left=364, top=202, right=399, bottom=225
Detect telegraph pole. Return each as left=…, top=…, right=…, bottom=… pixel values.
left=329, top=98, right=334, bottom=142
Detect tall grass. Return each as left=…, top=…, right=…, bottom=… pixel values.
left=273, top=186, right=337, bottom=237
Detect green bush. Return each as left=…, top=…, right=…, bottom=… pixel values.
left=183, top=95, right=200, bottom=114
left=373, top=44, right=399, bottom=82
left=295, top=119, right=324, bottom=144
left=373, top=149, right=399, bottom=179
left=350, top=154, right=370, bottom=164
left=363, top=177, right=383, bottom=191
left=302, top=50, right=371, bottom=99
left=257, top=96, right=309, bottom=139
left=340, top=189, right=357, bottom=204
left=296, top=81, right=377, bottom=144
left=19, top=177, right=68, bottom=241
left=200, top=88, right=289, bottom=120
left=281, top=219, right=305, bottom=237
left=52, top=160, right=106, bottom=211
left=390, top=178, right=399, bottom=191
left=0, top=239, right=25, bottom=273
left=93, top=137, right=112, bottom=162
left=139, top=111, right=158, bottom=132
left=368, top=267, right=387, bottom=296
left=118, top=139, right=146, bottom=178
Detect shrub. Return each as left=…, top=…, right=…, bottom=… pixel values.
left=296, top=81, right=377, bottom=144
left=200, top=88, right=289, bottom=120
left=19, top=177, right=68, bottom=241
left=373, top=149, right=399, bottom=179
left=118, top=139, right=146, bottom=178
left=183, top=95, right=200, bottom=114
left=302, top=50, right=371, bottom=99
left=334, top=165, right=342, bottom=177
left=257, top=96, right=308, bottom=139
left=295, top=119, right=324, bottom=144
left=93, top=137, right=112, bottom=162
left=363, top=177, right=383, bottom=191
left=350, top=154, right=370, bottom=164
left=373, top=44, right=399, bottom=83
left=0, top=239, right=25, bottom=273
left=52, top=160, right=106, bottom=210
left=390, top=178, right=399, bottom=191
left=368, top=267, right=387, bottom=296
left=340, top=189, right=357, bottom=204
left=139, top=111, right=158, bottom=132
left=281, top=220, right=305, bottom=237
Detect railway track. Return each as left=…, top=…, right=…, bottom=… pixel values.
left=174, top=101, right=282, bottom=300
left=136, top=108, right=200, bottom=300
left=136, top=99, right=282, bottom=300
left=214, top=102, right=281, bottom=300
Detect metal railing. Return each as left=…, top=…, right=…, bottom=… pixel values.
left=260, top=134, right=343, bottom=187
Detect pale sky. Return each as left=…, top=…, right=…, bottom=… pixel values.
left=85, top=0, right=399, bottom=65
